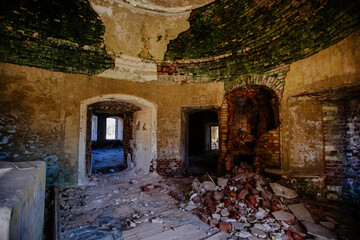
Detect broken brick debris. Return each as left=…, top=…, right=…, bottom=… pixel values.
left=166, top=163, right=340, bottom=239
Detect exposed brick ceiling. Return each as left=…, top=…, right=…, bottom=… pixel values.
left=165, top=0, right=360, bottom=74
left=89, top=101, right=141, bottom=113
left=0, top=0, right=359, bottom=77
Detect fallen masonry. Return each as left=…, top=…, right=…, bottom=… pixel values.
left=59, top=165, right=360, bottom=240
left=167, top=164, right=360, bottom=240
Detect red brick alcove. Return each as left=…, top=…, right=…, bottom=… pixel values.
left=219, top=85, right=280, bottom=172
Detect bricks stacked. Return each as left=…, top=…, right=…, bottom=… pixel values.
left=254, top=128, right=280, bottom=168
left=156, top=159, right=183, bottom=176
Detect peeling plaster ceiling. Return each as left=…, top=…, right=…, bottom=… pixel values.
left=119, top=0, right=214, bottom=13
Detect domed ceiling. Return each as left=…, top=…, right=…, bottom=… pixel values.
left=164, top=0, right=360, bottom=74
left=0, top=0, right=359, bottom=77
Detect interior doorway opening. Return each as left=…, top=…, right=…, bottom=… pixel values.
left=86, top=101, right=140, bottom=174
left=90, top=113, right=125, bottom=174
left=78, top=94, right=157, bottom=185
left=185, top=109, right=219, bottom=175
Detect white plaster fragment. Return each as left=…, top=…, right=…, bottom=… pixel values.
left=270, top=183, right=298, bottom=199
left=288, top=203, right=314, bottom=223
left=91, top=4, right=113, bottom=17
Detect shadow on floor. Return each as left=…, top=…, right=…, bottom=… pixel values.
left=92, top=146, right=125, bottom=174
left=188, top=151, right=218, bottom=175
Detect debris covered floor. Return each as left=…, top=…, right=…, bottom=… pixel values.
left=60, top=166, right=360, bottom=240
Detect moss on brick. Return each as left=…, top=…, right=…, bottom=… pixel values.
left=165, top=0, right=360, bottom=78
left=0, top=0, right=114, bottom=74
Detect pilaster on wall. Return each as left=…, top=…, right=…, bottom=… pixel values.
left=323, top=99, right=360, bottom=203
left=323, top=102, right=347, bottom=200
left=344, top=99, right=360, bottom=202
left=218, top=98, right=229, bottom=173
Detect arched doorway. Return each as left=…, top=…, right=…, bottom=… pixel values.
left=220, top=85, right=280, bottom=170
left=78, top=94, right=157, bottom=185
left=87, top=101, right=139, bottom=174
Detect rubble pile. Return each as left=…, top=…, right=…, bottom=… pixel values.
left=59, top=167, right=359, bottom=240
left=170, top=164, right=340, bottom=240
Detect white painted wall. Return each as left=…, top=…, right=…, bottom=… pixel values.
left=133, top=108, right=152, bottom=171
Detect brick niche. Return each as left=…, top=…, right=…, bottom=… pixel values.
left=219, top=86, right=280, bottom=172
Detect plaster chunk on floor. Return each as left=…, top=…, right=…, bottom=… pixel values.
left=272, top=210, right=295, bottom=221
left=202, top=181, right=217, bottom=191
left=217, top=177, right=228, bottom=187
left=251, top=227, right=267, bottom=238
left=319, top=221, right=335, bottom=230
left=236, top=231, right=253, bottom=238
left=270, top=183, right=298, bottom=199
left=302, top=220, right=337, bottom=240
left=288, top=203, right=314, bottom=223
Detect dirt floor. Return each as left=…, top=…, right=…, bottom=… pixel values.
left=60, top=166, right=360, bottom=240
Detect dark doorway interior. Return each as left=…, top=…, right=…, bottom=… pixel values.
left=188, top=110, right=219, bottom=174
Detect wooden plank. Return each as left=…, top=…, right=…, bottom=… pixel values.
left=204, top=231, right=231, bottom=240
left=122, top=222, right=161, bottom=237
left=134, top=224, right=165, bottom=239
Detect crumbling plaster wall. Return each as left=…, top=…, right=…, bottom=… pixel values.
left=0, top=64, right=65, bottom=186
left=0, top=62, right=224, bottom=186
left=90, top=0, right=191, bottom=60
left=281, top=30, right=360, bottom=174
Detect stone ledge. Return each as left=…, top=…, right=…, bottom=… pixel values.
left=0, top=161, right=46, bottom=240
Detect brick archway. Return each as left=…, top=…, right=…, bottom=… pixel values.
left=218, top=85, right=281, bottom=172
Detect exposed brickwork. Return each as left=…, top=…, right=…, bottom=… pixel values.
left=156, top=159, right=183, bottom=176
left=344, top=99, right=360, bottom=203
left=88, top=101, right=141, bottom=113
left=218, top=98, right=229, bottom=173
left=0, top=0, right=114, bottom=74
left=323, top=98, right=360, bottom=203
left=254, top=128, right=280, bottom=169
left=323, top=102, right=347, bottom=201
left=157, top=61, right=288, bottom=90
left=219, top=86, right=279, bottom=172
left=165, top=0, right=360, bottom=76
